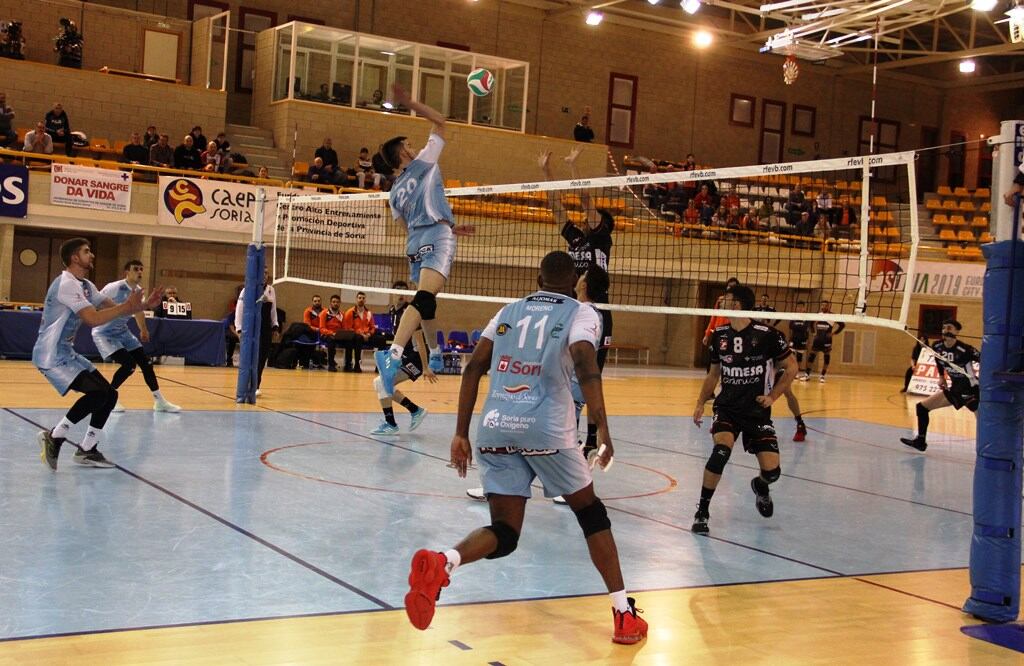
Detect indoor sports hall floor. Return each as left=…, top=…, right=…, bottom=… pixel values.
left=0, top=359, right=1014, bottom=664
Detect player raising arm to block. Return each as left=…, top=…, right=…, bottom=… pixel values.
left=373, top=83, right=474, bottom=397
left=403, top=251, right=648, bottom=645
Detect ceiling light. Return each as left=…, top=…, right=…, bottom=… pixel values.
left=971, top=0, right=998, bottom=10
left=586, top=10, right=604, bottom=25
left=648, top=0, right=661, bottom=4
left=682, top=0, right=701, bottom=14
left=959, top=59, right=976, bottom=73
left=693, top=29, right=713, bottom=48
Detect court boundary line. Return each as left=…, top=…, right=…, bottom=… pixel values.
left=2, top=407, right=394, bottom=613
left=0, top=565, right=974, bottom=644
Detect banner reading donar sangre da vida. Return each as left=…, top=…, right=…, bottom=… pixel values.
left=156, top=176, right=386, bottom=244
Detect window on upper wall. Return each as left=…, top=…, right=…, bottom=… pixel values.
left=859, top=116, right=900, bottom=183
left=759, top=99, right=786, bottom=164
left=606, top=73, right=638, bottom=148
left=729, top=93, right=755, bottom=128
left=792, top=104, right=816, bottom=137
left=189, top=0, right=228, bottom=20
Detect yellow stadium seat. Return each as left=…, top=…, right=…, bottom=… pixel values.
left=980, top=201, right=991, bottom=212
left=942, top=199, right=959, bottom=210
left=931, top=213, right=949, bottom=227
left=939, top=229, right=956, bottom=241
left=937, top=185, right=954, bottom=196
left=958, top=200, right=976, bottom=212
left=291, top=161, right=309, bottom=178
left=444, top=179, right=462, bottom=188
left=947, top=247, right=964, bottom=260
left=957, top=229, right=976, bottom=243
left=871, top=196, right=888, bottom=208
left=886, top=227, right=900, bottom=238
left=953, top=187, right=969, bottom=198
left=949, top=214, right=967, bottom=227
left=963, top=246, right=984, bottom=260
left=971, top=215, right=988, bottom=228
left=979, top=231, right=994, bottom=244
left=974, top=187, right=990, bottom=199
left=925, top=198, right=941, bottom=209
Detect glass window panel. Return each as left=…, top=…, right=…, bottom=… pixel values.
left=761, top=132, right=781, bottom=163
left=274, top=26, right=293, bottom=101
left=880, top=122, right=898, bottom=146
left=612, top=78, right=633, bottom=106
left=609, top=107, right=632, bottom=144
left=764, top=103, right=783, bottom=131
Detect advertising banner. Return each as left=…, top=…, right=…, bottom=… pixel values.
left=0, top=163, right=28, bottom=218
left=50, top=163, right=132, bottom=213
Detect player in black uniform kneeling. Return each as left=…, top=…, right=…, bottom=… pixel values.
left=805, top=300, right=844, bottom=383
left=900, top=319, right=979, bottom=452
left=691, top=285, right=799, bottom=534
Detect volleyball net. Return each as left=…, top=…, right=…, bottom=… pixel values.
left=271, top=151, right=918, bottom=329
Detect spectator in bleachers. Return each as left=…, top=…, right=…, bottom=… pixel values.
left=832, top=201, right=858, bottom=238
left=682, top=199, right=700, bottom=225
left=154, top=286, right=192, bottom=319
left=214, top=131, right=230, bottom=156
left=121, top=131, right=149, bottom=164
left=786, top=186, right=807, bottom=226
left=44, top=101, right=73, bottom=156
left=173, top=135, right=201, bottom=170
left=354, top=147, right=381, bottom=189
left=0, top=92, right=15, bottom=148
left=23, top=121, right=53, bottom=154
left=257, top=166, right=269, bottom=179
left=148, top=133, right=173, bottom=168
left=573, top=112, right=595, bottom=143
left=316, top=83, right=330, bottom=101
left=816, top=189, right=836, bottom=226
left=314, top=137, right=343, bottom=185
left=201, top=140, right=224, bottom=172
left=189, top=126, right=207, bottom=152
left=721, top=190, right=740, bottom=211
left=693, top=183, right=713, bottom=214
left=319, top=294, right=355, bottom=372
left=796, top=211, right=813, bottom=236
left=143, top=125, right=159, bottom=149
left=306, top=156, right=332, bottom=184
left=342, top=291, right=385, bottom=372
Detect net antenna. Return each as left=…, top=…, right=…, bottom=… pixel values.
left=274, top=152, right=919, bottom=330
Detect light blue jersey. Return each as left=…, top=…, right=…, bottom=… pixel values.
left=32, top=271, right=106, bottom=395
left=476, top=291, right=601, bottom=451
left=388, top=132, right=454, bottom=231
left=92, top=279, right=143, bottom=358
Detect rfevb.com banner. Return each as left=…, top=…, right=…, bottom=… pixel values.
left=50, top=163, right=132, bottom=213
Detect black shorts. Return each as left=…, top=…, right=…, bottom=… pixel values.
left=789, top=339, right=808, bottom=353
left=811, top=338, right=832, bottom=353
left=943, top=385, right=979, bottom=412
left=399, top=346, right=424, bottom=381
left=710, top=409, right=779, bottom=455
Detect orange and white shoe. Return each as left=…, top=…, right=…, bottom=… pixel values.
left=404, top=549, right=450, bottom=630
left=612, top=597, right=648, bottom=645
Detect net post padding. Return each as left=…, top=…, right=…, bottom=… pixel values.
left=276, top=151, right=917, bottom=330
left=962, top=240, right=1024, bottom=622
left=235, top=244, right=264, bottom=404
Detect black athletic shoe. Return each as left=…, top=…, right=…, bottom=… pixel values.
left=900, top=436, right=927, bottom=452
left=73, top=447, right=115, bottom=468
left=38, top=430, right=63, bottom=470
left=751, top=478, right=774, bottom=518
left=691, top=507, right=710, bottom=534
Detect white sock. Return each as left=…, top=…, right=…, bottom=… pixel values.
left=429, top=345, right=441, bottom=356
left=51, top=417, right=73, bottom=440
left=610, top=589, right=629, bottom=613
left=152, top=390, right=164, bottom=401
left=443, top=549, right=461, bottom=574
left=81, top=427, right=102, bottom=452
left=389, top=343, right=404, bottom=360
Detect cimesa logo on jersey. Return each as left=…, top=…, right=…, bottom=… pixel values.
left=721, top=363, right=765, bottom=385
left=481, top=409, right=536, bottom=432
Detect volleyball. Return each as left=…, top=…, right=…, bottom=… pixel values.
left=466, top=68, right=494, bottom=96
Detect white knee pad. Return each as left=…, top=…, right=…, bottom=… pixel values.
left=374, top=376, right=390, bottom=400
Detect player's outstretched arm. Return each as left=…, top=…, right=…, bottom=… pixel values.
left=570, top=340, right=613, bottom=463
left=392, top=83, right=444, bottom=138
left=451, top=337, right=493, bottom=476
left=565, top=147, right=601, bottom=229
left=538, top=151, right=569, bottom=227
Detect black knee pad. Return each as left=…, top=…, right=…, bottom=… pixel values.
left=823, top=353, right=831, bottom=366
left=916, top=402, right=929, bottom=418
left=794, top=351, right=804, bottom=364
left=761, top=466, right=781, bottom=484
left=807, top=353, right=817, bottom=364
left=411, top=290, right=437, bottom=321
left=574, top=499, right=611, bottom=537
left=704, top=444, right=732, bottom=475
left=484, top=521, right=519, bottom=559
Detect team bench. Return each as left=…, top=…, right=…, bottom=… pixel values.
left=605, top=343, right=650, bottom=365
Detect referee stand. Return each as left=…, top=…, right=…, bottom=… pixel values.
left=962, top=121, right=1024, bottom=640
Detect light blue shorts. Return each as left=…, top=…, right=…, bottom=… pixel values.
left=406, top=224, right=456, bottom=283
left=92, top=329, right=142, bottom=360
left=38, top=353, right=96, bottom=396
left=476, top=446, right=593, bottom=499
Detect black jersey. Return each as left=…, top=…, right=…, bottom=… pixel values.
left=390, top=302, right=409, bottom=331
left=788, top=320, right=809, bottom=344
left=931, top=339, right=980, bottom=389
left=811, top=319, right=844, bottom=344
left=709, top=322, right=791, bottom=419
left=562, top=211, right=614, bottom=276
left=753, top=305, right=777, bottom=324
